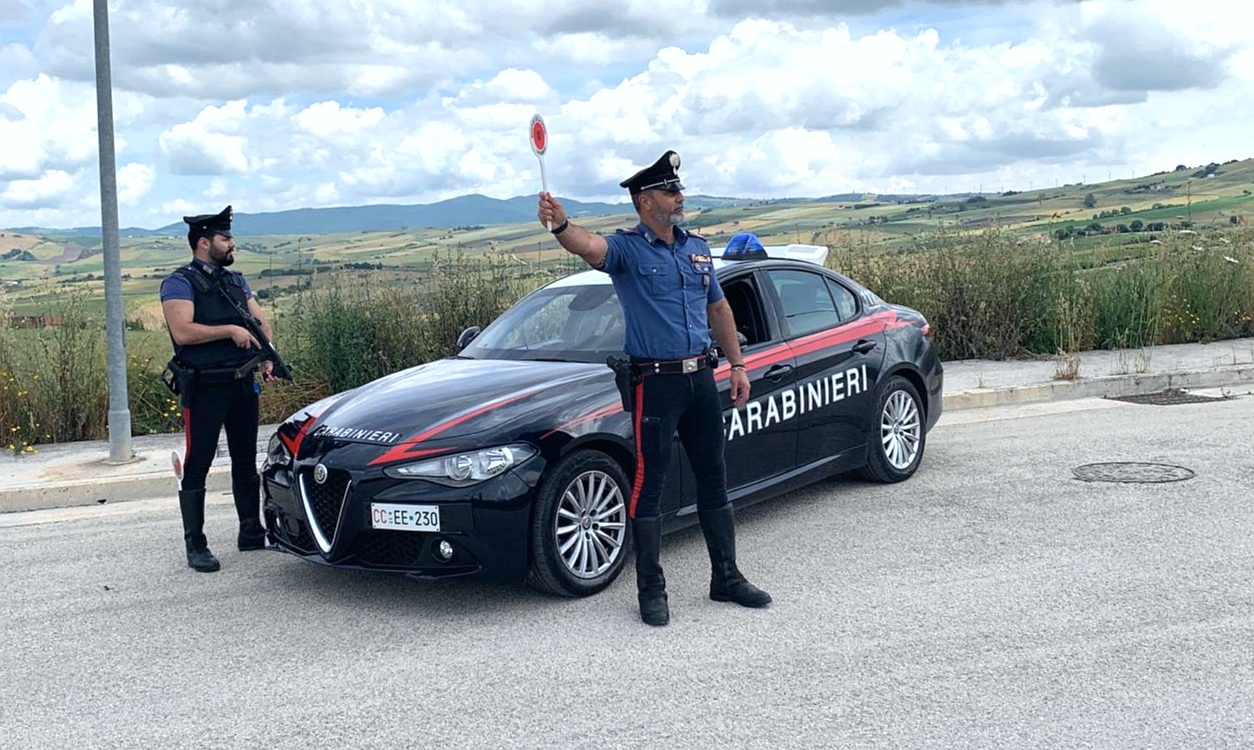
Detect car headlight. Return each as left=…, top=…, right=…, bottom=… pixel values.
left=384, top=443, right=537, bottom=486
left=265, top=433, right=292, bottom=469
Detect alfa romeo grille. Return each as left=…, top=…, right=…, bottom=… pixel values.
left=299, top=468, right=352, bottom=553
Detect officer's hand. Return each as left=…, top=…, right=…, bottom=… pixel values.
left=261, top=360, right=277, bottom=382
left=537, top=192, right=566, bottom=229
left=229, top=325, right=261, bottom=349
left=730, top=369, right=750, bottom=408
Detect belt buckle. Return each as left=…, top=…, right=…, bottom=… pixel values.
left=682, top=357, right=699, bottom=374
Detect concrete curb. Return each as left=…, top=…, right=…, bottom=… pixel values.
left=941, top=364, right=1254, bottom=411
left=0, top=435, right=269, bottom=515
left=1, top=469, right=234, bottom=514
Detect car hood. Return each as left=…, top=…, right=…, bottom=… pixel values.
left=295, top=357, right=611, bottom=452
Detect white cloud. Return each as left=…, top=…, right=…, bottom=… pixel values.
left=461, top=69, right=558, bottom=106
left=205, top=178, right=231, bottom=201
left=0, top=75, right=99, bottom=181
left=1, top=169, right=76, bottom=208
left=0, top=42, right=38, bottom=89
left=117, top=163, right=155, bottom=205
left=158, top=101, right=251, bottom=175
left=294, top=101, right=387, bottom=138
left=1, top=0, right=1251, bottom=228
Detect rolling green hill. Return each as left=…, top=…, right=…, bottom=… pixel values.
left=2, top=157, right=1251, bottom=321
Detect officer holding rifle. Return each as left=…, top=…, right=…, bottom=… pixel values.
left=160, top=206, right=286, bottom=572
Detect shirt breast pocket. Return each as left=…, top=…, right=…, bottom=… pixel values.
left=639, top=264, right=680, bottom=296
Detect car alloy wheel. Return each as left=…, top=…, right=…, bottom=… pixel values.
left=859, top=375, right=926, bottom=484
left=555, top=469, right=627, bottom=579
left=880, top=388, right=922, bottom=470
left=528, top=449, right=632, bottom=597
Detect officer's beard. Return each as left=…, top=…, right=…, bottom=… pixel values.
left=210, top=246, right=236, bottom=266
left=650, top=205, right=685, bottom=227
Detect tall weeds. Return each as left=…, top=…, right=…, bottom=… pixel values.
left=1, top=291, right=107, bottom=451
left=828, top=227, right=1254, bottom=361
left=259, top=252, right=525, bottom=423
left=4, top=231, right=1253, bottom=447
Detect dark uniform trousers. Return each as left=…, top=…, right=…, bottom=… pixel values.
left=628, top=366, right=727, bottom=519
left=182, top=378, right=259, bottom=491
left=179, top=377, right=264, bottom=557
left=626, top=362, right=772, bottom=624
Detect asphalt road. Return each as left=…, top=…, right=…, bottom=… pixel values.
left=2, top=395, right=1252, bottom=749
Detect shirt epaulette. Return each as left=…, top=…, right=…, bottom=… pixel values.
left=615, top=227, right=644, bottom=236
left=688, top=230, right=707, bottom=241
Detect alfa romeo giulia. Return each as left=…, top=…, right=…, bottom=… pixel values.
left=261, top=242, right=943, bottom=597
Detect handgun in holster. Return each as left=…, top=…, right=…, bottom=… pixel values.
left=606, top=356, right=639, bottom=413
left=161, top=358, right=198, bottom=408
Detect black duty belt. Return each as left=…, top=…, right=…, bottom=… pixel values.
left=630, top=353, right=712, bottom=376
left=196, top=365, right=257, bottom=384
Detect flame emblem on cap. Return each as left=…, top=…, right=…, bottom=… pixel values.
left=669, top=152, right=681, bottom=169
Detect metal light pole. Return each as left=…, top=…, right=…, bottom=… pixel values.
left=93, top=0, right=134, bottom=463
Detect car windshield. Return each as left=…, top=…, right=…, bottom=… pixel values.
left=460, top=283, right=625, bottom=363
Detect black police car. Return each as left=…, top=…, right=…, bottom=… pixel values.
left=261, top=243, right=943, bottom=597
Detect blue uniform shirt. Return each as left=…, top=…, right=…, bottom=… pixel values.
left=159, top=258, right=253, bottom=302
left=602, top=222, right=724, bottom=360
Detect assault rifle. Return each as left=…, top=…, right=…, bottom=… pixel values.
left=217, top=286, right=294, bottom=381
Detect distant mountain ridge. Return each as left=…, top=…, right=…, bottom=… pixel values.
left=7, top=193, right=876, bottom=237
left=6, top=194, right=626, bottom=237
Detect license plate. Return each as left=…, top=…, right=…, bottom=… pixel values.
left=370, top=503, right=440, bottom=532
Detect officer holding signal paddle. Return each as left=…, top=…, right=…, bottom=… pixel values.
left=537, top=151, right=771, bottom=626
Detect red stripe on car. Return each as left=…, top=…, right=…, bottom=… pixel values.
left=542, top=402, right=622, bottom=440
left=713, top=310, right=900, bottom=380
left=367, top=389, right=544, bottom=466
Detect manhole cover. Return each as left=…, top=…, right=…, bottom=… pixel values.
left=1109, top=389, right=1228, bottom=406
left=1072, top=462, right=1195, bottom=483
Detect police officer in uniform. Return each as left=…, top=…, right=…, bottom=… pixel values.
left=537, top=151, right=771, bottom=626
left=160, top=206, right=276, bottom=572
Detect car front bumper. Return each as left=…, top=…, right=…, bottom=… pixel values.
left=262, top=461, right=542, bottom=584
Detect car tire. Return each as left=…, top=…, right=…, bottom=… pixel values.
left=527, top=449, right=632, bottom=598
left=858, top=375, right=925, bottom=483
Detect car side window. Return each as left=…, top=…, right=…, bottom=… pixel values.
left=721, top=275, right=772, bottom=346
left=767, top=269, right=841, bottom=338
left=825, top=278, right=859, bottom=322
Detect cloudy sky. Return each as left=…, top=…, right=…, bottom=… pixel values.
left=0, top=0, right=1249, bottom=229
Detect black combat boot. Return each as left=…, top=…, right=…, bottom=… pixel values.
left=233, top=473, right=267, bottom=551
left=698, top=504, right=771, bottom=608
left=179, top=488, right=220, bottom=573
left=631, top=516, right=669, bottom=626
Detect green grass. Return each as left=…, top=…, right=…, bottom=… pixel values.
left=4, top=225, right=1253, bottom=448
left=3, top=158, right=1254, bottom=446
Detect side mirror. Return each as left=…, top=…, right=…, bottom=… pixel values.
left=456, top=326, right=482, bottom=350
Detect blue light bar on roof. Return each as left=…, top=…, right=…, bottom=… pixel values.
left=722, top=232, right=768, bottom=260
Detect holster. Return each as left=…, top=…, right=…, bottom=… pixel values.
left=161, top=358, right=198, bottom=408
left=606, top=356, right=639, bottom=414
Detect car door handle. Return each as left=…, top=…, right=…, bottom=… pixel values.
left=765, top=364, right=794, bottom=382
left=852, top=339, right=878, bottom=354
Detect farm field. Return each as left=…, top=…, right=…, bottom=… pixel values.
left=2, top=157, right=1252, bottom=322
